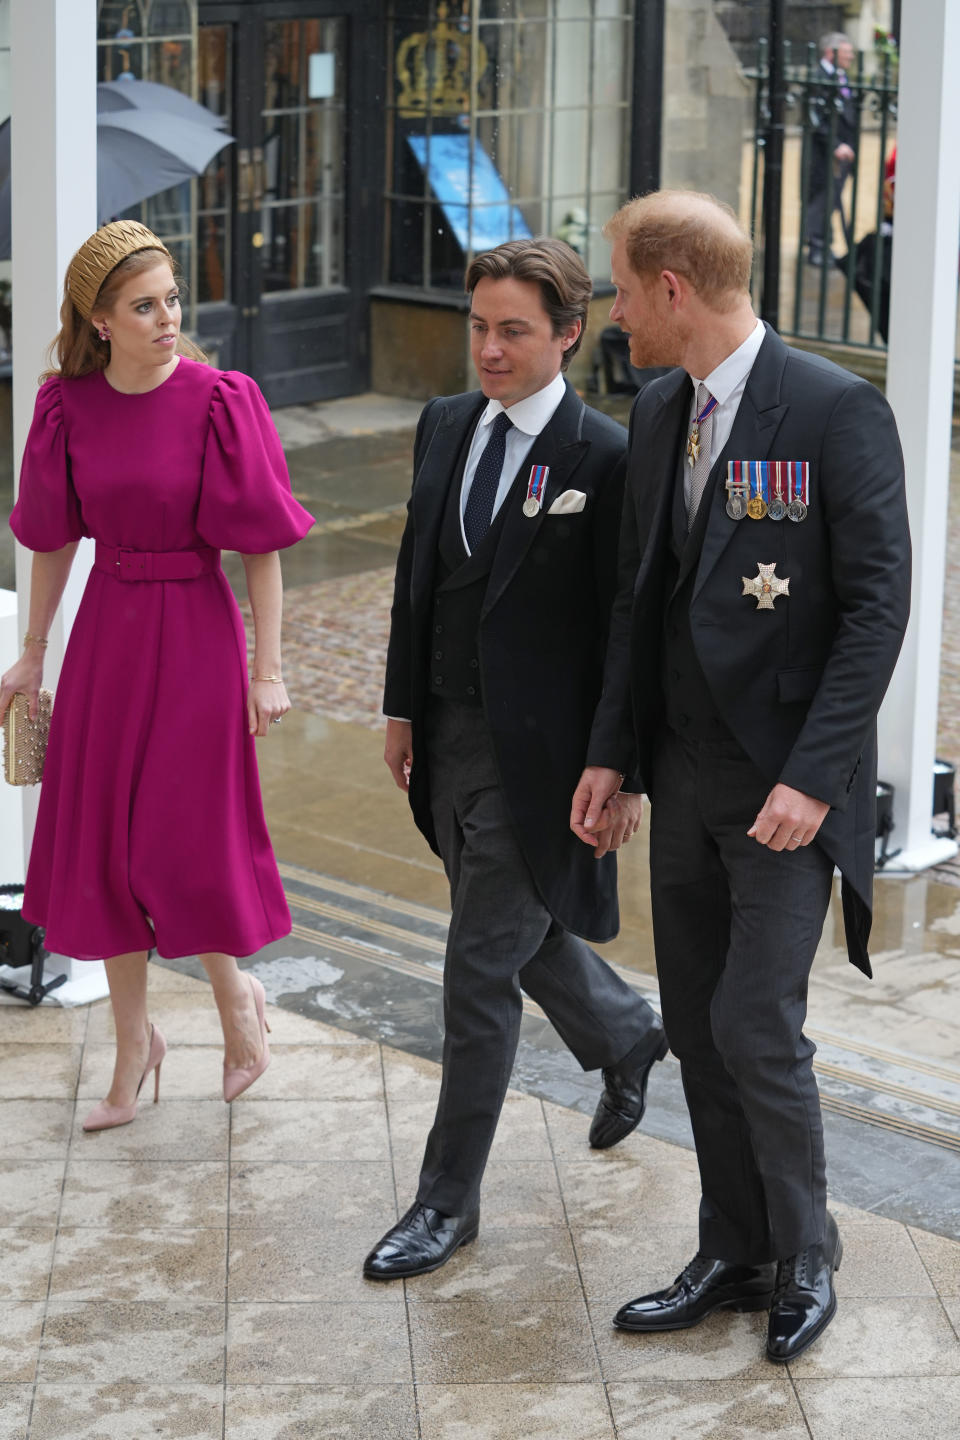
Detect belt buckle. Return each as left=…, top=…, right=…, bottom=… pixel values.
left=116, top=547, right=148, bottom=581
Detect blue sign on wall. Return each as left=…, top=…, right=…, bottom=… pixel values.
left=406, top=133, right=532, bottom=252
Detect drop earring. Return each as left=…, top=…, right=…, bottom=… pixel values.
left=98, top=327, right=110, bottom=342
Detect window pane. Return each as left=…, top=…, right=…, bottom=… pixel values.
left=144, top=181, right=191, bottom=237
left=385, top=3, right=633, bottom=291
left=586, top=192, right=620, bottom=281
left=479, top=0, right=549, bottom=19
left=197, top=213, right=228, bottom=304
left=264, top=113, right=302, bottom=206
left=260, top=205, right=299, bottom=293
left=147, top=37, right=191, bottom=89
left=98, top=43, right=144, bottom=82
left=549, top=196, right=588, bottom=256
left=589, top=106, right=629, bottom=195
left=98, top=2, right=144, bottom=40
left=145, top=1, right=192, bottom=38
left=265, top=20, right=303, bottom=112
left=552, top=108, right=589, bottom=200
left=593, top=19, right=631, bottom=107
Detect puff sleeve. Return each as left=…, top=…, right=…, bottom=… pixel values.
left=196, top=370, right=315, bottom=552
left=10, top=379, right=88, bottom=551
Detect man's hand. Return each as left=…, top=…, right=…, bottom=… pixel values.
left=384, top=718, right=413, bottom=790
left=748, top=783, right=829, bottom=852
left=591, top=791, right=644, bottom=859
left=834, top=142, right=855, bottom=163
left=571, top=766, right=626, bottom=848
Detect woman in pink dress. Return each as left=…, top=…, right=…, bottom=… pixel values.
left=0, top=221, right=314, bottom=1130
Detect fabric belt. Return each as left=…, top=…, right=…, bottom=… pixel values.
left=94, top=542, right=220, bottom=582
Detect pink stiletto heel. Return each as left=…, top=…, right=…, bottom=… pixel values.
left=222, top=973, right=271, bottom=1102
left=82, top=1023, right=167, bottom=1132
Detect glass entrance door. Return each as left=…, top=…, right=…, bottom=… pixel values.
left=198, top=1, right=379, bottom=405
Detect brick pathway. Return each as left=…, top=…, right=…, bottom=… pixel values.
left=240, top=568, right=395, bottom=731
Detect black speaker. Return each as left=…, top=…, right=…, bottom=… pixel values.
left=0, top=886, right=64, bottom=1005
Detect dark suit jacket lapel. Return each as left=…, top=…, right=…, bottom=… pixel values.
left=410, top=392, right=485, bottom=610
left=635, top=371, right=690, bottom=590
left=691, top=325, right=789, bottom=604
left=482, top=381, right=588, bottom=618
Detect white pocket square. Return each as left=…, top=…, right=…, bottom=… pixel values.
left=546, top=489, right=587, bottom=515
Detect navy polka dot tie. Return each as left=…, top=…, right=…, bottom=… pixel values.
left=464, top=411, right=513, bottom=552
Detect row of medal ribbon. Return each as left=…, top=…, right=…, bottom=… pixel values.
left=726, top=460, right=809, bottom=522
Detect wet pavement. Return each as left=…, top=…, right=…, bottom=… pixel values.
left=2, top=953, right=959, bottom=1440
left=3, top=377, right=960, bottom=1437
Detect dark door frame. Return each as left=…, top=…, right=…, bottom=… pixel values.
left=198, top=0, right=384, bottom=403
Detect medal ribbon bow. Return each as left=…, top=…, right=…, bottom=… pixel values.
left=687, top=391, right=720, bottom=466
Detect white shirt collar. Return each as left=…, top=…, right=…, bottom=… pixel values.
left=479, top=371, right=566, bottom=437
left=690, top=318, right=765, bottom=407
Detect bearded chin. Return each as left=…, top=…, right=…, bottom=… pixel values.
left=628, top=333, right=672, bottom=370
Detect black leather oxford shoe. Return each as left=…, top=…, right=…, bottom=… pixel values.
left=614, top=1254, right=776, bottom=1332
left=767, top=1212, right=842, bottom=1363
left=589, top=1028, right=670, bottom=1149
left=362, top=1202, right=480, bottom=1280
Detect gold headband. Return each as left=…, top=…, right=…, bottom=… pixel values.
left=66, top=221, right=174, bottom=321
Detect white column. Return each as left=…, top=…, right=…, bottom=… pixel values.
left=8, top=0, right=106, bottom=1001
left=877, top=0, right=960, bottom=871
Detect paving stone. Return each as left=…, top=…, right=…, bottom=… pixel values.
left=417, top=1383, right=614, bottom=1440
left=607, top=1378, right=809, bottom=1439
left=226, top=1301, right=411, bottom=1384
left=60, top=1159, right=228, bottom=1230
left=408, top=1299, right=600, bottom=1383
left=50, top=1227, right=227, bottom=1302
left=29, top=1385, right=223, bottom=1439
left=38, top=1300, right=225, bottom=1384
left=225, top=1384, right=418, bottom=1440
left=795, top=1376, right=960, bottom=1439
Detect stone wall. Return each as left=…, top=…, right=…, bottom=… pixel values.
left=662, top=0, right=750, bottom=214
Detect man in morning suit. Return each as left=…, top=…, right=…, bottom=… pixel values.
left=572, top=192, right=909, bottom=1361
left=804, top=31, right=858, bottom=267
left=363, top=238, right=667, bottom=1280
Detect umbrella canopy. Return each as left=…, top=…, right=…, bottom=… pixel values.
left=0, top=108, right=234, bottom=259
left=97, top=79, right=227, bottom=130
left=95, top=110, right=233, bottom=219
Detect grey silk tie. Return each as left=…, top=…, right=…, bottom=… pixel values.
left=686, top=382, right=714, bottom=531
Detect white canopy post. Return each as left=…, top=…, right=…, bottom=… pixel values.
left=8, top=0, right=106, bottom=1000
left=877, top=0, right=960, bottom=871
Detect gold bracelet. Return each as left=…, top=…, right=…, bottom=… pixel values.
left=23, top=633, right=48, bottom=649
left=252, top=674, right=284, bottom=684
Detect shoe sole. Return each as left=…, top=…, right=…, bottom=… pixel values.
left=362, top=1225, right=480, bottom=1281
left=590, top=1034, right=671, bottom=1150
left=613, top=1292, right=774, bottom=1332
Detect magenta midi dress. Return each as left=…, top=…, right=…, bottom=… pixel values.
left=9, top=356, right=314, bottom=961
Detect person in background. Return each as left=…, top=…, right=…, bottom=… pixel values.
left=851, top=146, right=895, bottom=342
left=805, top=31, right=858, bottom=267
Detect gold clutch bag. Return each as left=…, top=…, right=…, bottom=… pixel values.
left=3, top=690, right=53, bottom=786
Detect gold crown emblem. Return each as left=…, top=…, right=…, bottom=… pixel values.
left=394, top=3, right=489, bottom=119
left=66, top=220, right=173, bottom=320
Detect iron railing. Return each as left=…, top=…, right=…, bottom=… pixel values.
left=746, top=40, right=898, bottom=351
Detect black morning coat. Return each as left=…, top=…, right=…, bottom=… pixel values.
left=383, top=378, right=629, bottom=943
left=586, top=323, right=911, bottom=976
